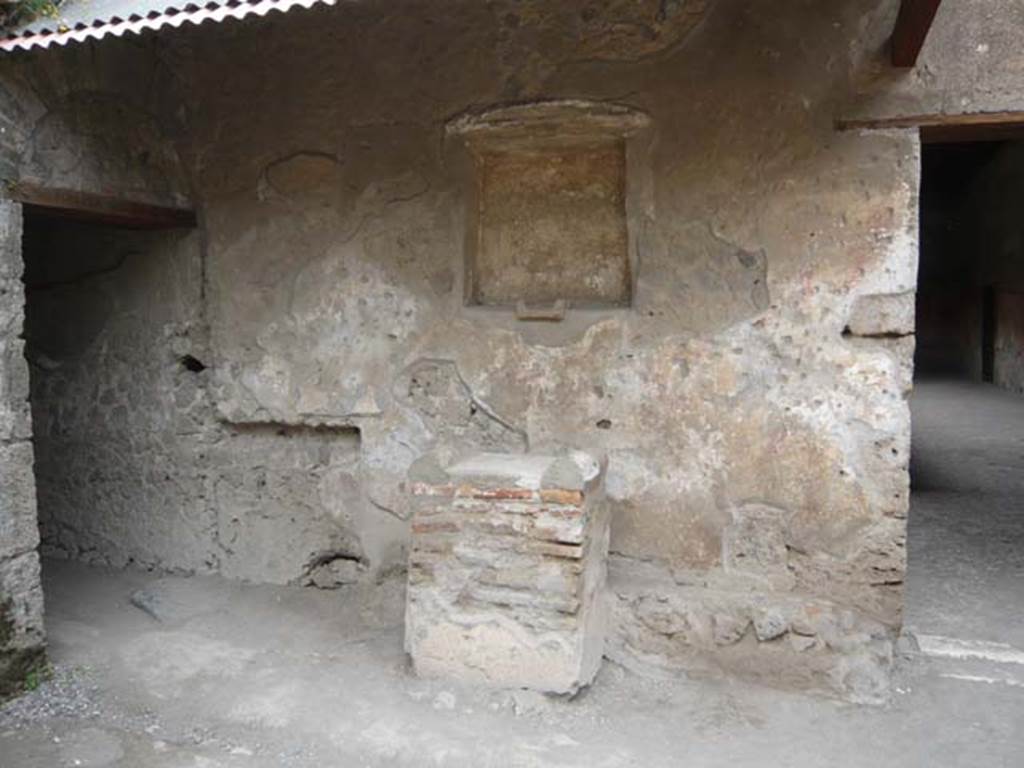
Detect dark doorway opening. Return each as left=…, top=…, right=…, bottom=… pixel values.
left=906, top=136, right=1024, bottom=668
left=19, top=202, right=200, bottom=572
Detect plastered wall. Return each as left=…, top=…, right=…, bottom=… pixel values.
left=1, top=0, right=1023, bottom=699
left=180, top=0, right=917, bottom=701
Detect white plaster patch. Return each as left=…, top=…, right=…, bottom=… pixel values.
left=940, top=673, right=1024, bottom=688
left=917, top=635, right=1024, bottom=666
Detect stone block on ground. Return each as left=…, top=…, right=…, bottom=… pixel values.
left=405, top=451, right=609, bottom=694
left=605, top=556, right=895, bottom=705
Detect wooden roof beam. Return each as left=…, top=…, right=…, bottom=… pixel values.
left=7, top=182, right=197, bottom=230
left=891, top=0, right=943, bottom=68
left=836, top=110, right=1024, bottom=143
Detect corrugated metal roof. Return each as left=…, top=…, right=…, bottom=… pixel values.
left=0, top=0, right=336, bottom=53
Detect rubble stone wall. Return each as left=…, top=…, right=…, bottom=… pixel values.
left=0, top=36, right=373, bottom=587
left=0, top=200, right=44, bottom=698
left=22, top=218, right=367, bottom=583
left=23, top=220, right=214, bottom=572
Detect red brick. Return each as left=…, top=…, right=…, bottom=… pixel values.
left=411, top=520, right=460, bottom=535
left=540, top=489, right=584, bottom=506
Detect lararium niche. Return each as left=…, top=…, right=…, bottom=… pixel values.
left=447, top=101, right=651, bottom=314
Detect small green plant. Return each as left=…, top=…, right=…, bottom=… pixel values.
left=24, top=669, right=41, bottom=691
left=19, top=0, right=59, bottom=18
left=1, top=0, right=62, bottom=32
left=23, top=661, right=50, bottom=692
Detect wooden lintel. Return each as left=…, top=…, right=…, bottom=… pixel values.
left=836, top=110, right=1024, bottom=143
left=7, top=181, right=197, bottom=229
left=890, top=0, right=943, bottom=68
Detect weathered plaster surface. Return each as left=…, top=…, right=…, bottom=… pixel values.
left=174, top=0, right=920, bottom=699
left=0, top=35, right=371, bottom=589
left=2, top=0, right=1022, bottom=699
left=451, top=101, right=650, bottom=309
left=845, top=0, right=1024, bottom=122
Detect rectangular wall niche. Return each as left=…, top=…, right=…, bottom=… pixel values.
left=449, top=101, right=650, bottom=309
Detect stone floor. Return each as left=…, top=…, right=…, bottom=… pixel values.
left=906, top=378, right=1024, bottom=651
left=0, top=378, right=1022, bottom=767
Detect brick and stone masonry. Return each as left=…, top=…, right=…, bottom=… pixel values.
left=0, top=200, right=46, bottom=698
left=405, top=452, right=609, bottom=694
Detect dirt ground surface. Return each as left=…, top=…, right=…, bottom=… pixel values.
left=907, top=379, right=1024, bottom=649
left=1, top=379, right=1022, bottom=767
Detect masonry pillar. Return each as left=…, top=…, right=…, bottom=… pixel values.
left=0, top=199, right=45, bottom=698
left=405, top=452, right=609, bottom=694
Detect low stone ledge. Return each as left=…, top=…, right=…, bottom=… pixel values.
left=606, top=556, right=895, bottom=705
